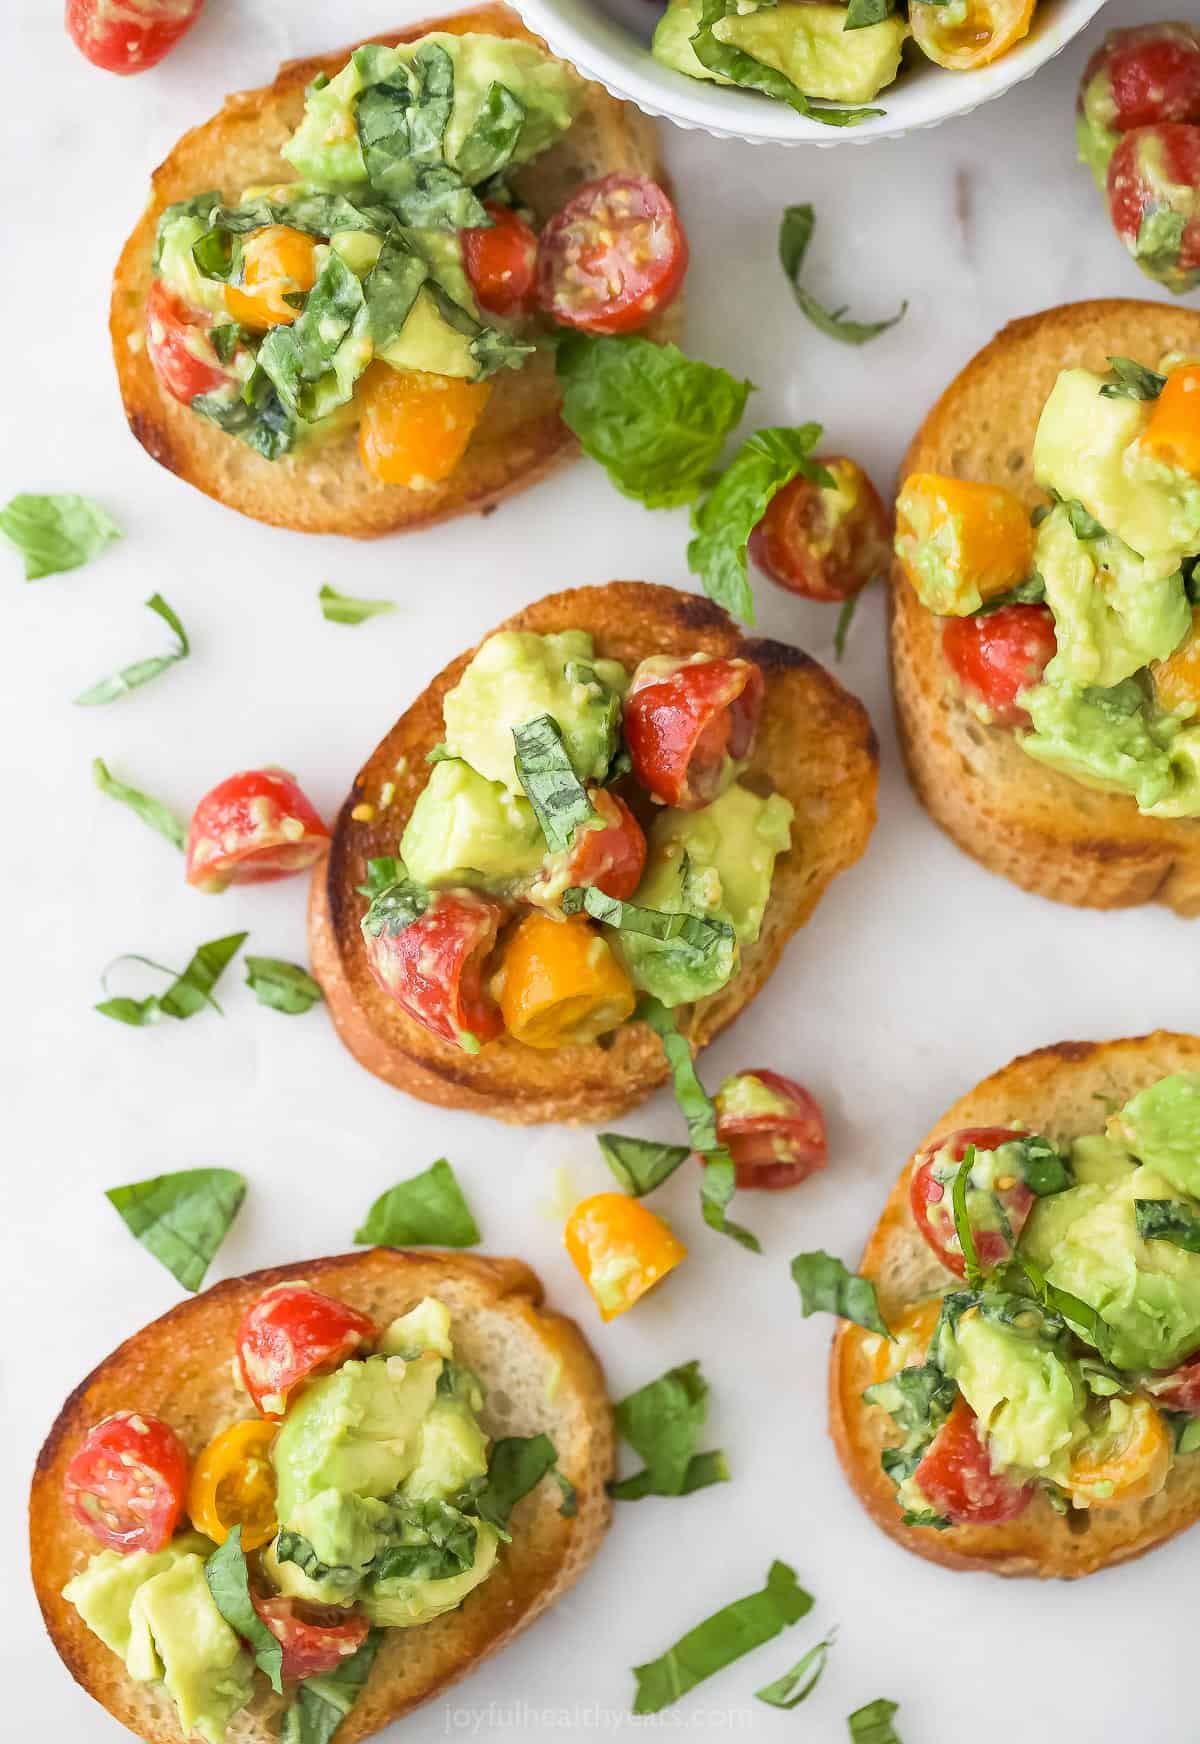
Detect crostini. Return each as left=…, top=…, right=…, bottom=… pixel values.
left=31, top=1249, right=610, bottom=1742
left=308, top=581, right=878, bottom=1125
left=821, top=1031, right=1200, bottom=1578
left=891, top=299, right=1200, bottom=913
left=110, top=5, right=683, bottom=535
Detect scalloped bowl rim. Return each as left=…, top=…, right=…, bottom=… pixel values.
left=512, top=0, right=1110, bottom=144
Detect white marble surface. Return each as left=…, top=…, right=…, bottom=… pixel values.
left=4, top=0, right=1197, bottom=1739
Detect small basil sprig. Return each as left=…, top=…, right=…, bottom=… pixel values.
left=205, top=1528, right=283, bottom=1692
left=280, top=1628, right=382, bottom=1744
left=75, top=593, right=190, bottom=706
left=355, top=1158, right=481, bottom=1248
left=513, top=714, right=597, bottom=853
left=0, top=491, right=120, bottom=579
left=92, top=757, right=186, bottom=851
left=319, top=584, right=396, bottom=626
left=756, top=1632, right=836, bottom=1709
left=597, top=1132, right=690, bottom=1197
left=632, top=1561, right=813, bottom=1715
left=96, top=931, right=248, bottom=1026
left=610, top=1360, right=728, bottom=1501
left=1136, top=1198, right=1200, bottom=1253
left=471, top=1434, right=575, bottom=1531
left=780, top=206, right=906, bottom=346
left=849, top=1697, right=905, bottom=1743
left=790, top=1250, right=892, bottom=1338
left=690, top=0, right=880, bottom=125
left=1100, top=356, right=1166, bottom=401
left=106, top=1167, right=246, bottom=1292
left=245, top=957, right=323, bottom=1014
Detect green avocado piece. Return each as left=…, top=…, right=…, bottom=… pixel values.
left=715, top=1071, right=794, bottom=1123
left=406, top=1396, right=490, bottom=1501
left=1020, top=674, right=1200, bottom=819
left=61, top=1533, right=215, bottom=1665
left=155, top=215, right=229, bottom=319
left=380, top=1295, right=455, bottom=1358
left=652, top=0, right=908, bottom=103
left=442, top=630, right=626, bottom=795
left=127, top=1554, right=254, bottom=1744
left=363, top=1519, right=500, bottom=1628
left=401, top=759, right=544, bottom=890
left=939, top=1311, right=1088, bottom=1483
left=378, top=286, right=479, bottom=381
left=1112, top=1074, right=1200, bottom=1199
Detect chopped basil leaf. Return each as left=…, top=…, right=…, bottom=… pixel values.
left=202, top=192, right=399, bottom=242
left=208, top=323, right=245, bottom=365
left=951, top=1146, right=984, bottom=1288
left=256, top=251, right=367, bottom=423
left=194, top=371, right=296, bottom=461
left=0, top=491, right=120, bottom=580
left=556, top=333, right=752, bottom=510
left=470, top=1434, right=571, bottom=1531
left=691, top=0, right=880, bottom=125
left=106, top=1167, right=246, bottom=1292
left=974, top=573, right=1048, bottom=615
left=1065, top=499, right=1107, bottom=542
left=245, top=957, right=323, bottom=1015
left=597, top=1131, right=690, bottom=1197
left=280, top=1627, right=382, bottom=1744
left=1016, top=1255, right=1114, bottom=1361
left=356, top=43, right=490, bottom=230
left=74, top=593, right=190, bottom=707
left=96, top=932, right=248, bottom=1027
left=756, top=1632, right=836, bottom=1708
left=610, top=1450, right=730, bottom=1501
left=866, top=1362, right=957, bottom=1511
left=513, top=714, right=598, bottom=853
left=849, top=1697, right=905, bottom=1744
left=1136, top=1198, right=1200, bottom=1253
left=611, top=1361, right=726, bottom=1500
left=318, top=584, right=397, bottom=626
left=566, top=885, right=734, bottom=977
left=688, top=425, right=831, bottom=623
left=632, top=1561, right=813, bottom=1714
left=790, top=1250, right=891, bottom=1338
left=1015, top=1135, right=1072, bottom=1196
left=355, top=1158, right=481, bottom=1248
left=361, top=868, right=430, bottom=938
left=357, top=855, right=405, bottom=899
left=843, top=0, right=894, bottom=23
left=205, top=1528, right=283, bottom=1693
left=92, top=757, right=185, bottom=851
left=1100, top=355, right=1166, bottom=401
left=780, top=206, right=906, bottom=345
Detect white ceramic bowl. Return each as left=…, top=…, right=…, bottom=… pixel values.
left=514, top=0, right=1109, bottom=144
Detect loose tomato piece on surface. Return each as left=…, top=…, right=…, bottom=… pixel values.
left=237, top=1285, right=378, bottom=1419
left=560, top=789, right=647, bottom=902
left=564, top=1192, right=687, bottom=1321
left=462, top=202, right=539, bottom=319
left=623, top=655, right=764, bottom=811
left=909, top=0, right=1033, bottom=72
left=498, top=912, right=635, bottom=1049
left=67, top=0, right=204, bottom=74
left=941, top=604, right=1057, bottom=729
left=1146, top=1350, right=1200, bottom=1414
left=910, top=1126, right=1036, bottom=1277
left=362, top=888, right=506, bottom=1050
left=185, top=768, right=330, bottom=893
left=713, top=1069, right=828, bottom=1190
left=1079, top=23, right=1200, bottom=183
left=187, top=1419, right=277, bottom=1550
left=64, top=1411, right=189, bottom=1553
left=914, top=1397, right=1033, bottom=1525
left=357, top=362, right=493, bottom=488
left=250, top=1595, right=371, bottom=1681
left=536, top=175, right=688, bottom=336
left=1107, top=122, right=1200, bottom=295
left=146, top=279, right=232, bottom=407
left=748, top=457, right=892, bottom=603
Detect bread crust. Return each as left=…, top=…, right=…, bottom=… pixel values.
left=109, top=5, right=678, bottom=535
left=308, top=581, right=879, bottom=1124
left=30, top=1248, right=612, bottom=1742
left=890, top=298, right=1200, bottom=914
left=829, top=1031, right=1200, bottom=1578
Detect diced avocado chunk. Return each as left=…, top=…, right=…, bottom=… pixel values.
left=61, top=1533, right=215, bottom=1664
left=381, top=1296, right=455, bottom=1358
left=378, top=287, right=479, bottom=380
left=715, top=1071, right=794, bottom=1123
left=1111, top=1073, right=1200, bottom=1199
left=283, top=57, right=370, bottom=189
left=1021, top=675, right=1200, bottom=818
left=332, top=229, right=384, bottom=276
left=939, top=1311, right=1086, bottom=1483
left=363, top=1519, right=499, bottom=1627
left=406, top=1396, right=490, bottom=1500
left=401, top=759, right=544, bottom=890
left=128, top=1554, right=254, bottom=1744
left=653, top=0, right=908, bottom=104
left=156, top=215, right=228, bottom=319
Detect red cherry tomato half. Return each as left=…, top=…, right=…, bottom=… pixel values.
left=461, top=202, right=539, bottom=320
left=562, top=789, right=647, bottom=902
left=250, top=1595, right=371, bottom=1679
left=185, top=769, right=330, bottom=893
left=146, top=279, right=231, bottom=408
left=64, top=1411, right=189, bottom=1553
left=623, top=656, right=764, bottom=811
left=1107, top=123, right=1200, bottom=294
left=536, top=174, right=688, bottom=335
left=910, top=1126, right=1035, bottom=1277
left=747, top=457, right=892, bottom=603
left=362, top=888, right=506, bottom=1050
left=67, top=0, right=204, bottom=75
left=714, top=1070, right=828, bottom=1190
left=237, top=1285, right=378, bottom=1419
left=941, top=603, right=1057, bottom=729
left=1080, top=23, right=1200, bottom=137
left=1146, top=1352, right=1200, bottom=1415
left=914, top=1397, right=1033, bottom=1525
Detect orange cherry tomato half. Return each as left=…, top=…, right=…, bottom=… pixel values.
left=185, top=768, right=330, bottom=893
left=941, top=604, right=1057, bottom=729
left=1065, top=1397, right=1170, bottom=1507
left=146, top=279, right=232, bottom=407
left=362, top=887, right=506, bottom=1050
left=225, top=226, right=319, bottom=330
left=462, top=202, right=539, bottom=319
left=356, top=363, right=492, bottom=488
left=64, top=1411, right=189, bottom=1553
left=713, top=1070, right=828, bottom=1189
left=623, top=655, right=764, bottom=811
left=250, top=1595, right=371, bottom=1680
left=910, top=1127, right=1036, bottom=1278
left=564, top=1192, right=687, bottom=1320
left=748, top=457, right=892, bottom=603
left=237, top=1285, right=378, bottom=1419
left=67, top=0, right=204, bottom=74
left=187, top=1419, right=278, bottom=1551
left=498, top=912, right=635, bottom=1049
left=537, top=175, right=688, bottom=336
left=910, top=0, right=1033, bottom=72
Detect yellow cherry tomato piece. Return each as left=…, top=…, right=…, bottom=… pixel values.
left=357, top=361, right=492, bottom=487
left=1139, top=364, right=1200, bottom=477
left=910, top=0, right=1034, bottom=71
left=187, top=1418, right=278, bottom=1550
left=1152, top=605, right=1200, bottom=716
left=866, top=1298, right=944, bottom=1389
left=225, top=226, right=319, bottom=330
left=498, top=913, right=635, bottom=1050
left=564, top=1192, right=687, bottom=1321
left=1066, top=1396, right=1170, bottom=1508
left=895, top=472, right=1036, bottom=615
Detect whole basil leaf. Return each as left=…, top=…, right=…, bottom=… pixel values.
left=1100, top=355, right=1166, bottom=401
left=205, top=1528, right=282, bottom=1692
left=632, top=1561, right=813, bottom=1714
left=74, top=593, right=190, bottom=706
left=281, top=1628, right=382, bottom=1744
left=319, top=584, right=396, bottom=626
left=106, top=1167, right=246, bottom=1291
left=790, top=1250, right=891, bottom=1338
left=611, top=1360, right=726, bottom=1499
left=597, top=1132, right=691, bottom=1197
left=756, top=1633, right=835, bottom=1708
left=513, top=714, right=598, bottom=852
left=780, top=205, right=906, bottom=345
left=1136, top=1198, right=1200, bottom=1253
left=849, top=1698, right=905, bottom=1744
left=1, top=492, right=120, bottom=580
left=355, top=1157, right=481, bottom=1248
left=470, top=1434, right=572, bottom=1530
left=690, top=0, right=880, bottom=125
left=92, top=757, right=186, bottom=851
left=245, top=957, right=324, bottom=1015
left=689, top=425, right=831, bottom=622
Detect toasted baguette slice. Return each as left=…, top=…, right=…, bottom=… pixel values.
left=110, top=5, right=678, bottom=535
left=890, top=299, right=1200, bottom=914
left=309, top=581, right=879, bottom=1125
left=31, top=1248, right=611, bottom=1743
left=830, top=1030, right=1200, bottom=1580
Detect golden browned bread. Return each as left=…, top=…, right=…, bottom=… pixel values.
left=308, top=581, right=879, bottom=1125
left=830, top=1031, right=1200, bottom=1579
left=31, top=1248, right=611, bottom=1743
left=110, top=5, right=678, bottom=535
left=890, top=299, right=1200, bottom=914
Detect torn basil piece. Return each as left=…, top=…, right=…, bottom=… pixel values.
left=790, top=1250, right=891, bottom=1338
left=610, top=1361, right=727, bottom=1499
left=354, top=1158, right=481, bottom=1248
left=597, top=1132, right=690, bottom=1197
left=513, top=714, right=598, bottom=853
